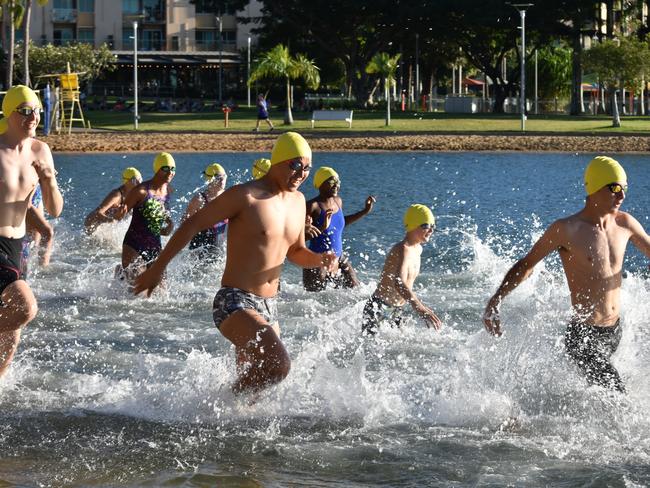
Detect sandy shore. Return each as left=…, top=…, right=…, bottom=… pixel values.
left=42, top=131, right=650, bottom=153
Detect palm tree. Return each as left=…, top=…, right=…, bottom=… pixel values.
left=22, top=0, right=49, bottom=86
left=249, top=44, right=320, bottom=125
left=366, top=52, right=400, bottom=126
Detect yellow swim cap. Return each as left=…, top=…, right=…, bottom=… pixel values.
left=313, top=166, right=340, bottom=189
left=404, top=204, right=435, bottom=232
left=153, top=152, right=175, bottom=174
left=204, top=162, right=225, bottom=182
left=584, top=156, right=627, bottom=195
left=0, top=85, right=42, bottom=134
left=252, top=158, right=271, bottom=180
left=270, top=132, right=312, bottom=166
left=122, top=167, right=142, bottom=183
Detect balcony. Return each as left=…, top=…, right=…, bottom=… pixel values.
left=195, top=40, right=218, bottom=51
left=52, top=8, right=77, bottom=23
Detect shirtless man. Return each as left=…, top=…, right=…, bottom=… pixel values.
left=483, top=156, right=650, bottom=393
left=362, top=204, right=442, bottom=335
left=303, top=166, right=375, bottom=291
left=84, top=167, right=142, bottom=234
left=134, top=132, right=336, bottom=394
left=0, top=85, right=63, bottom=377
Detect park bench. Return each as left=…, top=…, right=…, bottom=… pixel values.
left=310, top=110, right=353, bottom=128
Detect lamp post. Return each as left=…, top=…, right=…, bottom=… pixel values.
left=511, top=3, right=533, bottom=131
left=247, top=36, right=251, bottom=107
left=133, top=20, right=138, bottom=130
left=217, top=14, right=223, bottom=104
left=415, top=33, right=419, bottom=108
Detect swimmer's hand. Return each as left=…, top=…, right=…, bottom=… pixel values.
left=305, top=215, right=321, bottom=240
left=133, top=263, right=163, bottom=297
left=483, top=297, right=502, bottom=336
left=364, top=195, right=376, bottom=213
left=321, top=208, right=334, bottom=231
left=320, top=251, right=337, bottom=273
left=415, top=304, right=442, bottom=331
left=32, top=160, right=57, bottom=181
left=113, top=204, right=128, bottom=221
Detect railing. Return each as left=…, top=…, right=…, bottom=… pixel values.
left=52, top=8, right=77, bottom=22
left=194, top=40, right=218, bottom=51
left=122, top=39, right=166, bottom=51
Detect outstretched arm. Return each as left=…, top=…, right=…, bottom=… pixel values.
left=133, top=186, right=243, bottom=296
left=483, top=220, right=564, bottom=336
left=344, top=195, right=376, bottom=226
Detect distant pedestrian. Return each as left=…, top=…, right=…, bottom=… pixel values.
left=254, top=94, right=274, bottom=132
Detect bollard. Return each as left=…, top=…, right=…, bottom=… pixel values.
left=222, top=106, right=232, bottom=128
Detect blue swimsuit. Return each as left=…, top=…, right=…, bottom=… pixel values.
left=308, top=202, right=345, bottom=257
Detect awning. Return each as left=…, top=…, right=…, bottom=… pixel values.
left=463, top=77, right=485, bottom=86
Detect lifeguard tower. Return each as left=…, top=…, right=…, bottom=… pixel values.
left=57, top=70, right=90, bottom=134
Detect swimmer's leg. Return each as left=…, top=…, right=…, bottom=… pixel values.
left=219, top=309, right=290, bottom=395
left=303, top=267, right=327, bottom=292
left=0, top=280, right=37, bottom=377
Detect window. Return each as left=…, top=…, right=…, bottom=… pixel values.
left=122, top=27, right=134, bottom=49
left=142, top=29, right=162, bottom=50
left=54, top=0, right=74, bottom=8
left=78, top=28, right=94, bottom=44
left=143, top=0, right=163, bottom=21
left=195, top=0, right=211, bottom=13
left=196, top=30, right=216, bottom=50
left=221, top=30, right=236, bottom=44
left=122, top=0, right=139, bottom=15
left=53, top=27, right=74, bottom=46
left=171, top=36, right=179, bottom=50
left=79, top=0, right=94, bottom=12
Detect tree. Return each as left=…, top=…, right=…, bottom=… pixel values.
left=526, top=45, right=572, bottom=100
left=583, top=37, right=650, bottom=127
left=15, top=42, right=117, bottom=87
left=3, top=0, right=25, bottom=88
left=366, top=52, right=400, bottom=125
left=248, top=44, right=320, bottom=125
left=22, top=0, right=49, bottom=86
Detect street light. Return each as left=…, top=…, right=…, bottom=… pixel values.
left=511, top=3, right=533, bottom=131
left=217, top=13, right=223, bottom=104
left=415, top=33, right=419, bottom=108
left=247, top=36, right=251, bottom=107
left=133, top=20, right=138, bottom=130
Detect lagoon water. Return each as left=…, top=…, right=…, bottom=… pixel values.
left=1, top=151, right=650, bottom=486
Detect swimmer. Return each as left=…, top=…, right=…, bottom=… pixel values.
left=22, top=184, right=54, bottom=276
left=119, top=153, right=174, bottom=281
left=483, top=156, right=650, bottom=393
left=304, top=166, right=375, bottom=291
left=184, top=163, right=228, bottom=259
left=251, top=157, right=270, bottom=180
left=84, top=167, right=142, bottom=235
left=0, top=85, right=63, bottom=377
left=134, top=132, right=336, bottom=395
left=362, top=204, right=442, bottom=335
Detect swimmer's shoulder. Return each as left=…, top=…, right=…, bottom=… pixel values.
left=29, top=138, right=53, bottom=159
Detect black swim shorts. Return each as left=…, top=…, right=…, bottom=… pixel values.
left=0, top=235, right=23, bottom=296
left=212, top=287, right=278, bottom=330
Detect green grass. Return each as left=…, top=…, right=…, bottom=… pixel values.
left=83, top=106, right=650, bottom=134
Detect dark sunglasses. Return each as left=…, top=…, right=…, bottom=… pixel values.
left=160, top=166, right=176, bottom=173
left=325, top=177, right=340, bottom=186
left=608, top=183, right=627, bottom=194
left=288, top=160, right=311, bottom=173
left=15, top=106, right=41, bottom=117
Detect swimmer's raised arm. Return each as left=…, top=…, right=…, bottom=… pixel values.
left=32, top=143, right=63, bottom=217
left=344, top=195, right=375, bottom=226
left=133, top=185, right=244, bottom=296
left=483, top=220, right=565, bottom=336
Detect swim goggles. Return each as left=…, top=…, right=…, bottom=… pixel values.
left=160, top=166, right=176, bottom=173
left=15, top=107, right=41, bottom=117
left=420, top=223, right=435, bottom=230
left=607, top=182, right=627, bottom=194
left=288, top=159, right=311, bottom=173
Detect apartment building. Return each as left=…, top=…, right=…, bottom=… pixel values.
left=27, top=0, right=263, bottom=98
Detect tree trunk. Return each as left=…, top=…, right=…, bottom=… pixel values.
left=284, top=77, right=293, bottom=124
left=570, top=32, right=583, bottom=115
left=385, top=77, right=391, bottom=125
left=428, top=70, right=434, bottom=112
left=23, top=0, right=32, bottom=86
left=611, top=87, right=621, bottom=127
left=367, top=78, right=380, bottom=105
left=407, top=63, right=413, bottom=109
left=6, top=0, right=15, bottom=89
left=492, top=81, right=508, bottom=114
